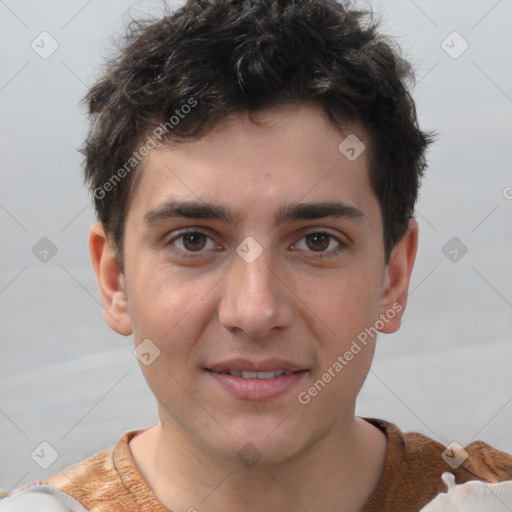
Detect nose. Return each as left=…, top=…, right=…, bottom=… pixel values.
left=218, top=246, right=295, bottom=339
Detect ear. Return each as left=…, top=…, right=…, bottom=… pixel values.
left=89, top=222, right=133, bottom=335
left=378, top=219, right=418, bottom=334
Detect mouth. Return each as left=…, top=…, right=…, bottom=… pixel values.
left=210, top=369, right=294, bottom=379
left=204, top=360, right=308, bottom=400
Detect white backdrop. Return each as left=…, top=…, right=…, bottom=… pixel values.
left=0, top=0, right=511, bottom=491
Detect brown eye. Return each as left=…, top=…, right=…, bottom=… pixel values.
left=292, top=231, right=346, bottom=259
left=166, top=230, right=220, bottom=260
left=305, top=233, right=330, bottom=252
left=181, top=232, right=207, bottom=251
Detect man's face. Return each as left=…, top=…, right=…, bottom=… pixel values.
left=97, top=103, right=414, bottom=465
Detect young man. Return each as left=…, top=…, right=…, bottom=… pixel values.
left=2, top=0, right=512, bottom=510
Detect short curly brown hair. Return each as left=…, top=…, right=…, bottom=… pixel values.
left=82, top=0, right=433, bottom=268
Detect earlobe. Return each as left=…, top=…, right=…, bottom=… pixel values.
left=378, top=219, right=419, bottom=334
left=89, top=222, right=133, bottom=335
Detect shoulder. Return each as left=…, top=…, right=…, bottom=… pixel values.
left=368, top=417, right=512, bottom=482
left=0, top=445, right=115, bottom=511
left=461, top=439, right=512, bottom=481
left=402, top=428, right=512, bottom=483
left=1, top=428, right=151, bottom=511
left=419, top=471, right=512, bottom=511
left=43, top=443, right=118, bottom=505
left=0, top=485, right=88, bottom=512
left=361, top=417, right=512, bottom=511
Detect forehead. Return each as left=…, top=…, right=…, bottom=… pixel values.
left=126, top=103, right=374, bottom=221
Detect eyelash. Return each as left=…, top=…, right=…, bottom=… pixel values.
left=165, top=229, right=347, bottom=260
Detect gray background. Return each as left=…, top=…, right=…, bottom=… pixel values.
left=0, top=0, right=511, bottom=492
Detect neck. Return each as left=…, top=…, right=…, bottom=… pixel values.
left=130, top=414, right=387, bottom=512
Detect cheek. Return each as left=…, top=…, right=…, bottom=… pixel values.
left=300, top=265, right=382, bottom=343
left=126, top=261, right=217, bottom=347
left=127, top=265, right=212, bottom=406
left=313, top=267, right=383, bottom=401
left=298, top=276, right=379, bottom=416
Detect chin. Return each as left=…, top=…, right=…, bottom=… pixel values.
left=209, top=415, right=324, bottom=468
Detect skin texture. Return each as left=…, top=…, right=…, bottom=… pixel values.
left=89, top=102, right=418, bottom=512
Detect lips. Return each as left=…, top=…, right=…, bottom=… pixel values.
left=205, top=359, right=308, bottom=400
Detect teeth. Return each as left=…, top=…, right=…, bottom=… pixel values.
left=233, top=370, right=290, bottom=379
left=213, top=370, right=294, bottom=378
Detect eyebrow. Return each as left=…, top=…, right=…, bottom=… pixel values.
left=143, top=200, right=365, bottom=227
